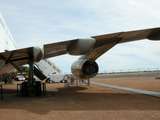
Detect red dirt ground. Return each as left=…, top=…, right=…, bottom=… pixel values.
left=0, top=72, right=160, bottom=120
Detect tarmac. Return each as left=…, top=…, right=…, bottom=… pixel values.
left=0, top=71, right=160, bottom=120
left=91, top=81, right=160, bottom=97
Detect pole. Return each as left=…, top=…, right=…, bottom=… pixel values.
left=0, top=84, right=3, bottom=100
left=28, top=47, right=34, bottom=85
left=28, top=61, right=34, bottom=86
left=27, top=47, right=35, bottom=96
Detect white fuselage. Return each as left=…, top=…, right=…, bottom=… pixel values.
left=0, top=13, right=61, bottom=75
left=0, top=13, right=16, bottom=52
left=0, top=13, right=16, bottom=74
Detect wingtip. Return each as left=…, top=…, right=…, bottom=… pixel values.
left=147, top=28, right=160, bottom=40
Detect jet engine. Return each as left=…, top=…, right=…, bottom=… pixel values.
left=33, top=47, right=44, bottom=62
left=0, top=47, right=43, bottom=70
left=71, top=58, right=99, bottom=79
left=0, top=60, right=5, bottom=69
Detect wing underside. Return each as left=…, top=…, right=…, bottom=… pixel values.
left=0, top=27, right=159, bottom=72
left=0, top=47, right=33, bottom=71
left=87, top=27, right=160, bottom=60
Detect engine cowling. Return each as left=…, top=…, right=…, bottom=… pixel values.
left=33, top=47, right=44, bottom=62
left=0, top=47, right=43, bottom=70
left=68, top=38, right=96, bottom=55
left=0, top=59, right=5, bottom=69
left=71, top=58, right=99, bottom=79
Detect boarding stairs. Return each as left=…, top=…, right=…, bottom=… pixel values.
left=33, top=59, right=61, bottom=81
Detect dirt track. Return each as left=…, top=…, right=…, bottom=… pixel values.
left=0, top=72, right=160, bottom=120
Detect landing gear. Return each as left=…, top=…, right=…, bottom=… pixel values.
left=17, top=48, right=46, bottom=97
left=17, top=81, right=46, bottom=96
left=0, top=84, right=3, bottom=100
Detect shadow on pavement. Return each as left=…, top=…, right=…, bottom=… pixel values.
left=0, top=86, right=160, bottom=114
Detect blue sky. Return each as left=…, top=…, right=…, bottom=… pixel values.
left=0, top=0, right=160, bottom=73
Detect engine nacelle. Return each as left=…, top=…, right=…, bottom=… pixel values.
left=0, top=47, right=43, bottom=69
left=68, top=38, right=96, bottom=55
left=71, top=58, right=99, bottom=79
left=0, top=59, right=5, bottom=69
left=33, top=47, right=44, bottom=62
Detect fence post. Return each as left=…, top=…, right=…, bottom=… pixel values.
left=0, top=84, right=3, bottom=100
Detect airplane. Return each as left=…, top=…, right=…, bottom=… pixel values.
left=0, top=13, right=16, bottom=75
left=0, top=26, right=160, bottom=79
left=1, top=14, right=160, bottom=80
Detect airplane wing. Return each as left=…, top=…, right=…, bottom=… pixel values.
left=0, top=47, right=35, bottom=71
left=43, top=40, right=77, bottom=58
left=0, top=27, right=160, bottom=72
left=44, top=27, right=160, bottom=60
left=86, top=27, right=160, bottom=60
